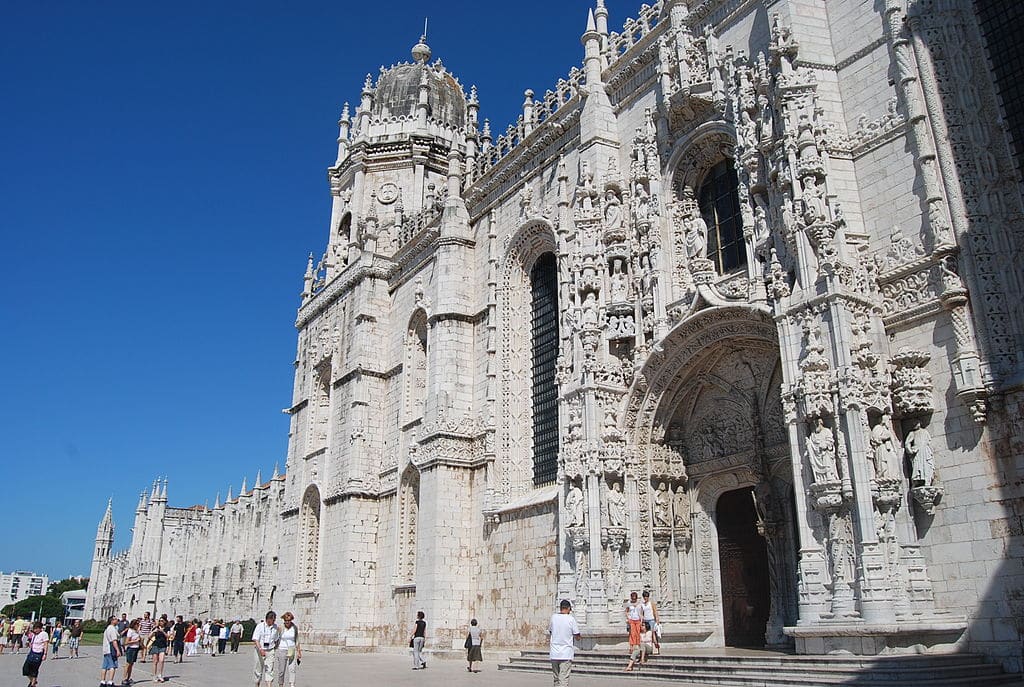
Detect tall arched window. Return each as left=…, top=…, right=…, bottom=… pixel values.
left=403, top=311, right=428, bottom=423
left=397, top=467, right=420, bottom=585
left=699, top=160, right=746, bottom=273
left=531, top=252, right=559, bottom=485
left=299, top=486, right=321, bottom=589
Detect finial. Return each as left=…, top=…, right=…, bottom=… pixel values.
left=241, top=476, right=248, bottom=494
left=255, top=469, right=262, bottom=487
left=363, top=73, right=373, bottom=92
left=340, top=102, right=350, bottom=121
left=468, top=85, right=478, bottom=106
left=272, top=462, right=280, bottom=480
left=586, top=8, right=597, bottom=33
left=214, top=492, right=221, bottom=509
left=227, top=485, right=233, bottom=502
left=412, top=21, right=432, bottom=64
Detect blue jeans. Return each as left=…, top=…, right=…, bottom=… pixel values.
left=412, top=636, right=425, bottom=668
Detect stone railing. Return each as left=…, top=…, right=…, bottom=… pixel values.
left=606, top=1, right=664, bottom=59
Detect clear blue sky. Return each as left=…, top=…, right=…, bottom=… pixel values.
left=0, top=0, right=637, bottom=580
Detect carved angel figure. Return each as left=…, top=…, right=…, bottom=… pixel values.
left=607, top=482, right=626, bottom=527
left=806, top=418, right=839, bottom=484
left=905, top=421, right=935, bottom=487
left=565, top=484, right=585, bottom=526
left=653, top=482, right=672, bottom=527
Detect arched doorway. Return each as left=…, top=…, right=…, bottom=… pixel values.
left=716, top=487, right=770, bottom=647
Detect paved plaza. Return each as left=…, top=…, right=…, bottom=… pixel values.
left=0, top=648, right=683, bottom=687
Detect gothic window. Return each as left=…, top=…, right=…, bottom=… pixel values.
left=397, top=467, right=420, bottom=585
left=698, top=160, right=746, bottom=273
left=403, top=311, right=428, bottom=423
left=531, top=252, right=559, bottom=485
left=299, top=485, right=321, bottom=588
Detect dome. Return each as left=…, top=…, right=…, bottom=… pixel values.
left=371, top=41, right=467, bottom=129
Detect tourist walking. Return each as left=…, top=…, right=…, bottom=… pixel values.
left=465, top=618, right=483, bottom=673
left=22, top=620, right=48, bottom=687
left=137, top=612, right=154, bottom=663
left=184, top=619, right=198, bottom=656
left=122, top=619, right=142, bottom=685
left=548, top=599, right=581, bottom=687
left=410, top=610, right=427, bottom=670
left=218, top=619, right=230, bottom=655
left=209, top=619, right=222, bottom=656
left=279, top=612, right=302, bottom=687
left=68, top=620, right=83, bottom=658
left=100, top=616, right=121, bottom=687
left=147, top=618, right=169, bottom=682
left=230, top=619, right=244, bottom=652
left=12, top=615, right=28, bottom=653
left=0, top=615, right=8, bottom=655
left=50, top=621, right=63, bottom=658
left=171, top=615, right=187, bottom=663
left=252, top=611, right=282, bottom=686
left=640, top=590, right=661, bottom=652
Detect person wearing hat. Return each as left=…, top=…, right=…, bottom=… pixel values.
left=548, top=599, right=581, bottom=686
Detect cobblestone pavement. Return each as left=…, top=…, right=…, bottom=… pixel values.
left=0, top=648, right=678, bottom=687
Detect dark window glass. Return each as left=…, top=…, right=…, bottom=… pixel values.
left=975, top=0, right=1024, bottom=179
left=531, top=252, right=559, bottom=486
left=698, top=161, right=746, bottom=273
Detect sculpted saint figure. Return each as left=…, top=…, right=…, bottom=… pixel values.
left=685, top=213, right=709, bottom=259
left=870, top=416, right=901, bottom=481
left=806, top=418, right=839, bottom=484
left=607, top=482, right=626, bottom=527
left=565, top=484, right=585, bottom=526
left=673, top=485, right=691, bottom=528
left=609, top=259, right=630, bottom=303
left=581, top=292, right=599, bottom=327
left=604, top=189, right=623, bottom=229
left=905, top=421, right=935, bottom=487
left=653, top=482, right=672, bottom=527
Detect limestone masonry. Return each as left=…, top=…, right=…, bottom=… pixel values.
left=86, top=0, right=1024, bottom=674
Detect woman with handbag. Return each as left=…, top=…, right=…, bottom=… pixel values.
left=278, top=612, right=302, bottom=687
left=147, top=618, right=169, bottom=683
left=465, top=618, right=483, bottom=673
left=22, top=620, right=48, bottom=687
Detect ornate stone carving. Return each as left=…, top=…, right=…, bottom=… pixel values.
left=565, top=483, right=585, bottom=527
left=806, top=418, right=839, bottom=485
left=889, top=348, right=933, bottom=417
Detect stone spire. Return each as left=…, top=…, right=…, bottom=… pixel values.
left=255, top=469, right=263, bottom=488
left=214, top=492, right=221, bottom=509
left=241, top=476, right=248, bottom=495
left=579, top=6, right=618, bottom=148
left=98, top=498, right=114, bottom=538
left=227, top=485, right=234, bottom=502
left=272, top=462, right=280, bottom=480
left=136, top=490, right=148, bottom=513
left=159, top=479, right=168, bottom=501
left=411, top=20, right=431, bottom=64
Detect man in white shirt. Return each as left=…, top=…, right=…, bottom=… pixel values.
left=100, top=616, right=121, bottom=686
left=251, top=611, right=281, bottom=686
left=548, top=599, right=581, bottom=687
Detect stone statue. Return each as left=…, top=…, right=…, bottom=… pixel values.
left=609, top=259, right=629, bottom=302
left=806, top=418, right=839, bottom=484
left=633, top=183, right=652, bottom=224
left=604, top=189, right=623, bottom=229
left=639, top=253, right=654, bottom=298
left=607, top=482, right=626, bottom=527
left=905, top=421, right=935, bottom=487
left=565, top=484, right=585, bottom=526
left=753, top=204, right=769, bottom=251
left=653, top=482, right=671, bottom=527
left=737, top=110, right=757, bottom=149
left=673, top=485, right=690, bottom=528
left=801, top=175, right=828, bottom=224
left=581, top=292, right=599, bottom=327
left=685, top=213, right=708, bottom=259
left=870, top=416, right=901, bottom=481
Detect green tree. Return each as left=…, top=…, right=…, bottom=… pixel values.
left=47, top=577, right=89, bottom=596
left=2, top=594, right=64, bottom=620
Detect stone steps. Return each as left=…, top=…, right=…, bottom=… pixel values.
left=498, top=650, right=1024, bottom=686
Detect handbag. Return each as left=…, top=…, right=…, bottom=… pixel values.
left=464, top=633, right=472, bottom=650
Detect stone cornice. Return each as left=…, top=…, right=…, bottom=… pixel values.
left=296, top=259, right=398, bottom=328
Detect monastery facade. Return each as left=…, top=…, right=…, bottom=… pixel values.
left=86, top=0, right=1024, bottom=672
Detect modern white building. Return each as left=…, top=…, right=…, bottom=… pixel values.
left=0, top=571, right=49, bottom=608
left=87, top=0, right=1024, bottom=675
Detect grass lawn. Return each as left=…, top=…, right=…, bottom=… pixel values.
left=80, top=631, right=103, bottom=646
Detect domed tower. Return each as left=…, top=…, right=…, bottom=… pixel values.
left=285, top=34, right=483, bottom=646
left=311, top=33, right=481, bottom=285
